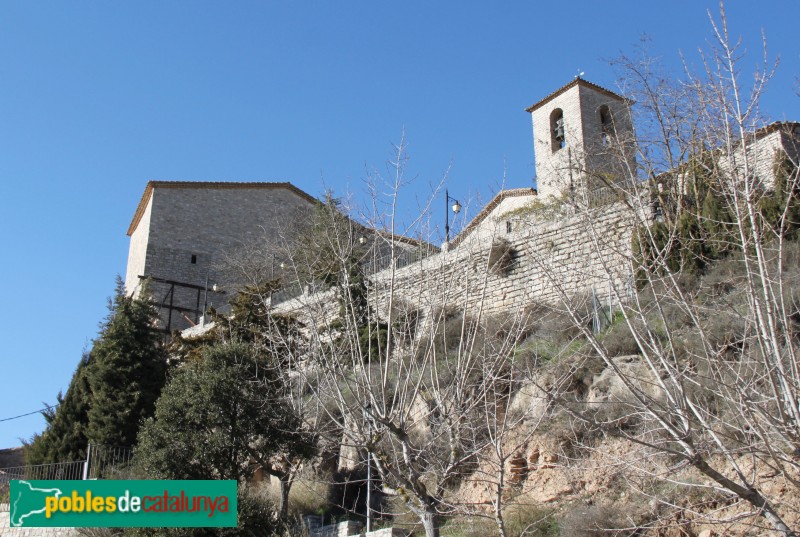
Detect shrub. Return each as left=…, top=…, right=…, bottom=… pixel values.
left=487, top=238, right=517, bottom=276
left=557, top=503, right=636, bottom=537
left=123, top=485, right=291, bottom=536
left=600, top=320, right=641, bottom=357
left=286, top=476, right=330, bottom=518
left=503, top=504, right=559, bottom=537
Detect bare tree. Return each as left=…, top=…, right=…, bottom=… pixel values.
left=524, top=6, right=800, bottom=535
left=267, top=137, right=544, bottom=537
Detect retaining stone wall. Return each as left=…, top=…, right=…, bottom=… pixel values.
left=308, top=520, right=362, bottom=537
left=0, top=508, right=78, bottom=537
left=373, top=201, right=634, bottom=318
left=364, top=528, right=408, bottom=537
left=276, top=201, right=636, bottom=325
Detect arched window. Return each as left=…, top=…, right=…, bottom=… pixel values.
left=599, top=105, right=614, bottom=145
left=550, top=108, right=565, bottom=151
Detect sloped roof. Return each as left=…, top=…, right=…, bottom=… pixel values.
left=450, top=188, right=537, bottom=248
left=126, top=181, right=318, bottom=236
left=753, top=121, right=800, bottom=139
left=374, top=229, right=439, bottom=252
left=525, top=78, right=628, bottom=113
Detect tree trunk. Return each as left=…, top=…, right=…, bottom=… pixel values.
left=692, top=457, right=797, bottom=537
left=278, top=473, right=292, bottom=519
left=493, top=495, right=507, bottom=537
left=419, top=506, right=440, bottom=537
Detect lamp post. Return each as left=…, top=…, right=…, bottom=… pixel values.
left=201, top=277, right=220, bottom=325
left=445, top=189, right=462, bottom=243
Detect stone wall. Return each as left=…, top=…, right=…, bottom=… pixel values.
left=0, top=508, right=78, bottom=537
left=371, top=200, right=634, bottom=319
left=730, top=127, right=800, bottom=189
left=303, top=517, right=362, bottom=537
left=124, top=194, right=152, bottom=297
left=210, top=123, right=798, bottom=331
left=276, top=200, right=636, bottom=327
left=126, top=183, right=316, bottom=332
left=364, top=529, right=408, bottom=537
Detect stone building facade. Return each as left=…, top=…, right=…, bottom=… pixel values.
left=272, top=80, right=800, bottom=328
left=527, top=78, right=636, bottom=201
left=142, top=79, right=800, bottom=338
left=720, top=122, right=800, bottom=191
left=125, top=181, right=318, bottom=333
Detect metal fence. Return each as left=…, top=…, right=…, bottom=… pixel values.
left=0, top=444, right=134, bottom=511
left=84, top=444, right=133, bottom=480
left=0, top=460, right=85, bottom=510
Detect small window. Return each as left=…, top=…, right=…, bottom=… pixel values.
left=506, top=221, right=513, bottom=233
left=550, top=108, right=565, bottom=151
left=599, top=105, right=614, bottom=145
left=191, top=254, right=197, bottom=264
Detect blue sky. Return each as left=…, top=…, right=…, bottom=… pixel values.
left=1, top=1, right=798, bottom=450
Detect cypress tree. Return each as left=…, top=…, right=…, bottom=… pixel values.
left=25, top=353, right=92, bottom=465
left=86, top=278, right=166, bottom=448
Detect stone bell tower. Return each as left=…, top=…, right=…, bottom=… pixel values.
left=526, top=78, right=635, bottom=201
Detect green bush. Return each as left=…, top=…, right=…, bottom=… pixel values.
left=599, top=320, right=641, bottom=357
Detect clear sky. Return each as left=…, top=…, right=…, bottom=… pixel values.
left=1, top=1, right=798, bottom=450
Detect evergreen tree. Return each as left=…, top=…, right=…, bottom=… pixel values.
left=634, top=155, right=740, bottom=281
left=86, top=278, right=166, bottom=448
left=167, top=284, right=314, bottom=517
left=292, top=193, right=388, bottom=362
left=135, top=342, right=314, bottom=502
left=25, top=353, right=92, bottom=465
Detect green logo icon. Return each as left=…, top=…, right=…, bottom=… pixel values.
left=9, top=480, right=237, bottom=528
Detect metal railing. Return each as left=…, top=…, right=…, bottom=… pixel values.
left=84, top=444, right=133, bottom=480
left=0, top=460, right=85, bottom=510
left=0, top=444, right=134, bottom=511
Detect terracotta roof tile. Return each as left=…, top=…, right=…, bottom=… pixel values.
left=525, top=78, right=628, bottom=113
left=450, top=188, right=537, bottom=248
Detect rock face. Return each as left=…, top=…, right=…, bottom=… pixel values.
left=0, top=447, right=24, bottom=468
left=507, top=370, right=558, bottom=424
left=586, top=355, right=665, bottom=409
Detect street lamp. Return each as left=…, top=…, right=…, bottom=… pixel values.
left=445, top=189, right=462, bottom=243
left=202, top=276, right=221, bottom=325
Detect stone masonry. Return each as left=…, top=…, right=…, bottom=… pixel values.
left=156, top=80, right=799, bottom=338
left=271, top=80, right=800, bottom=329
left=0, top=508, right=78, bottom=537
left=275, top=196, right=636, bottom=328
left=125, top=181, right=318, bottom=333
left=528, top=78, right=635, bottom=201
